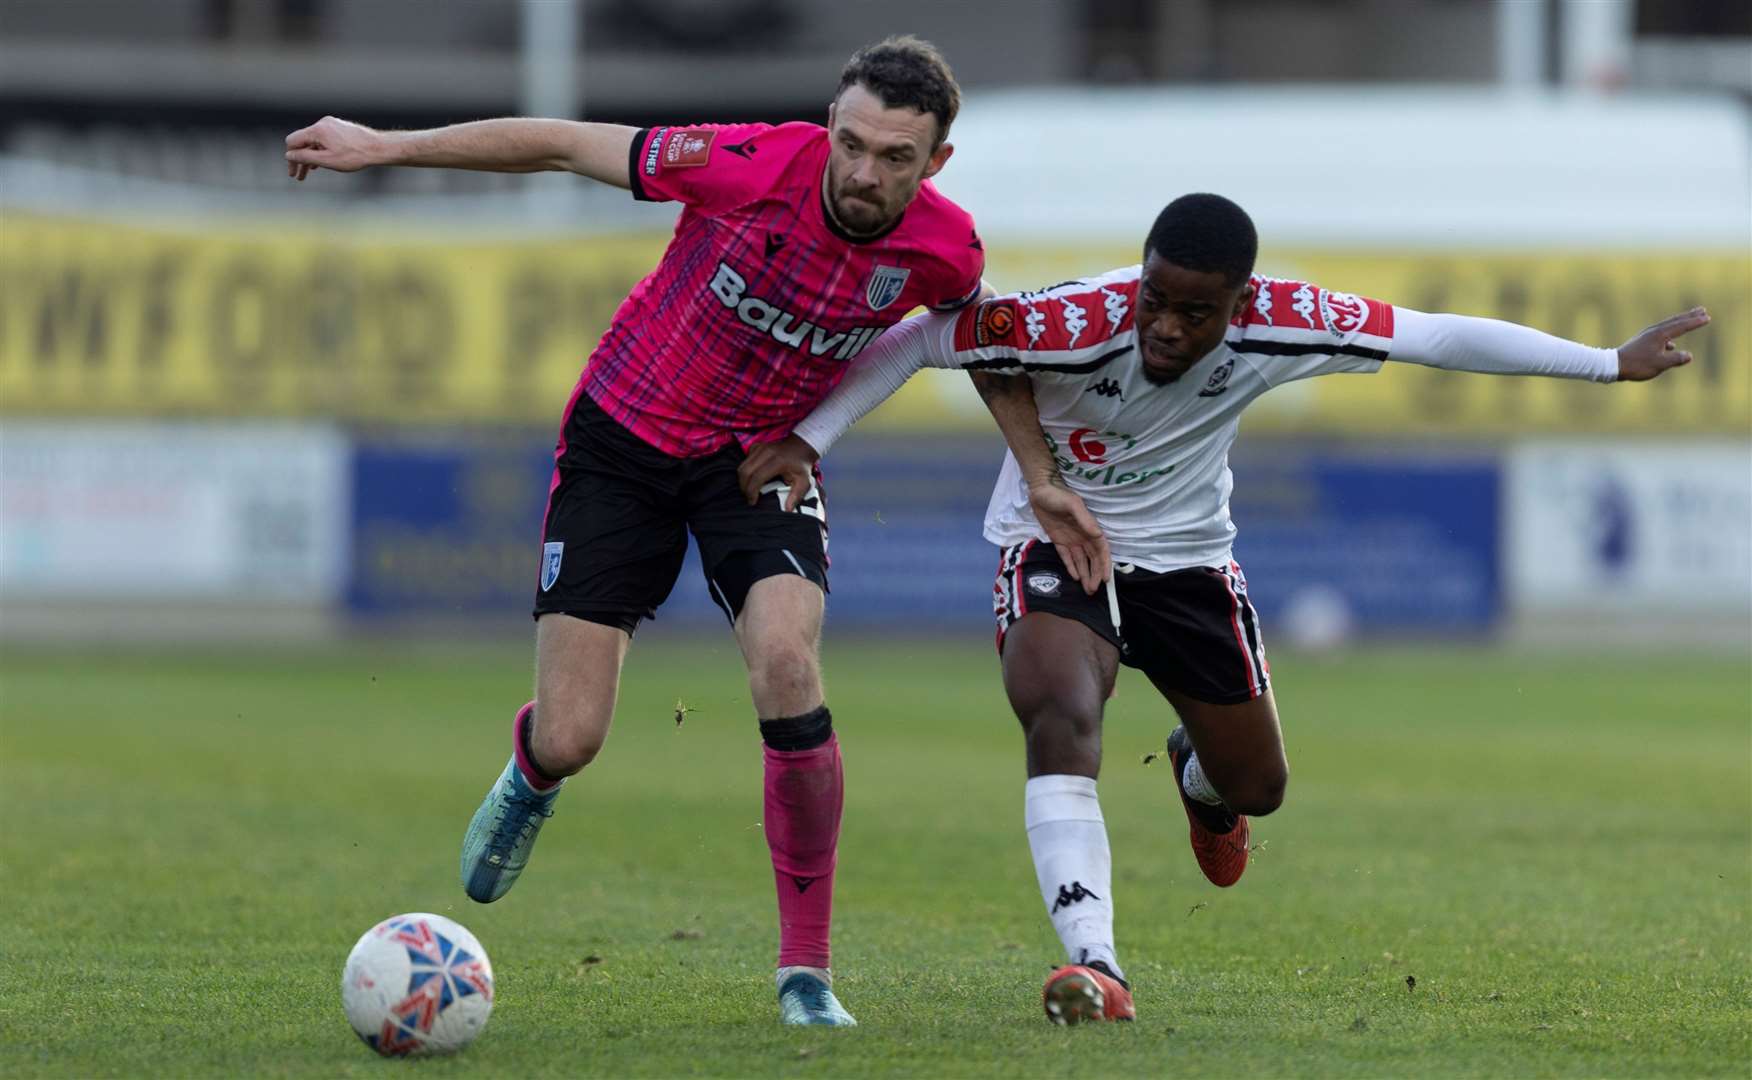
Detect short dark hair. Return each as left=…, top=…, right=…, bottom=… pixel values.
left=1144, top=193, right=1258, bottom=287
left=836, top=35, right=961, bottom=146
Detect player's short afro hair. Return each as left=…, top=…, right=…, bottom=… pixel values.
left=837, top=35, right=961, bottom=146
left=1144, top=194, right=1258, bottom=287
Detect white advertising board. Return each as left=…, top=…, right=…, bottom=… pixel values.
left=0, top=421, right=349, bottom=599
left=1506, top=440, right=1752, bottom=616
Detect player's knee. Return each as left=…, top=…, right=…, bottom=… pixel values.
left=748, top=640, right=820, bottom=709
left=1226, top=765, right=1287, bottom=817
left=1016, top=699, right=1101, bottom=747
left=1009, top=676, right=1099, bottom=737
left=530, top=703, right=608, bottom=774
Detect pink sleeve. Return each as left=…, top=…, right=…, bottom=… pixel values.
left=628, top=123, right=777, bottom=214
left=927, top=228, right=985, bottom=312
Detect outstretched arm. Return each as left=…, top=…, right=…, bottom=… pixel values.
left=285, top=116, right=637, bottom=186
left=969, top=372, right=1111, bottom=593
left=737, top=313, right=945, bottom=509
left=1391, top=306, right=1710, bottom=382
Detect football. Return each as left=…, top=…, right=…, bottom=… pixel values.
left=340, top=913, right=495, bottom=1056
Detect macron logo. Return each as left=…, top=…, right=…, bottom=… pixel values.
left=708, top=261, right=882, bottom=360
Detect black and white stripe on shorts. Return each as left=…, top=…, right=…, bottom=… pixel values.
left=991, top=540, right=1037, bottom=646
left=1211, top=560, right=1270, bottom=699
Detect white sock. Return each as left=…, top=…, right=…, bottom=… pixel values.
left=1024, top=774, right=1123, bottom=980
left=1181, top=751, right=1225, bottom=806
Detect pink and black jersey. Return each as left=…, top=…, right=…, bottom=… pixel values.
left=578, top=122, right=984, bottom=457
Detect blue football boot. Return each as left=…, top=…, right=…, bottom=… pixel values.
left=460, top=703, right=562, bottom=903
left=777, top=968, right=858, bottom=1027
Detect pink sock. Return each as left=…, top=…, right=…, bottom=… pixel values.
left=763, top=734, right=843, bottom=969
left=510, top=701, right=562, bottom=793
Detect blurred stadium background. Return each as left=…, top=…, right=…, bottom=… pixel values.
left=6, top=10, right=1749, bottom=1073
left=1, top=0, right=1747, bottom=653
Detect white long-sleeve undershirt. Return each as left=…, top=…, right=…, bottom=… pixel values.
left=793, top=312, right=950, bottom=455
left=1390, top=307, right=1619, bottom=382
left=792, top=306, right=1620, bottom=456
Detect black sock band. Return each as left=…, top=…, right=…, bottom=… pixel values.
left=518, top=707, right=563, bottom=783
left=759, top=705, right=833, bottom=751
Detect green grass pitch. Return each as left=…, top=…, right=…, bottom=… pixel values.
left=2, top=639, right=1747, bottom=1077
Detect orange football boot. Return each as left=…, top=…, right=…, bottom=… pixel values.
left=1042, top=961, right=1135, bottom=1024
left=1166, top=726, right=1250, bottom=887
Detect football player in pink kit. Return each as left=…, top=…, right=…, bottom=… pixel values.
left=743, top=193, right=1708, bottom=1024
left=285, top=37, right=985, bottom=1026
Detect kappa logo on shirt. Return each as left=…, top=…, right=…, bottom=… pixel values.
left=1086, top=377, right=1126, bottom=400
left=1100, top=286, right=1130, bottom=336
left=1059, top=296, right=1089, bottom=347
left=1253, top=283, right=1276, bottom=324
left=1291, top=283, right=1319, bottom=328
left=707, top=261, right=885, bottom=360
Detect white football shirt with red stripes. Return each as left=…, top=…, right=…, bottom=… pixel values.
left=799, top=265, right=1398, bottom=573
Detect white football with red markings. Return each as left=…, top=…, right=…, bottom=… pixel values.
left=341, top=912, right=494, bottom=1057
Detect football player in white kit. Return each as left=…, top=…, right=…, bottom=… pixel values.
left=737, top=194, right=1708, bottom=1024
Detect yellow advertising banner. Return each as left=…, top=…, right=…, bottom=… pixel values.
left=2, top=213, right=1745, bottom=433
left=1, top=213, right=669, bottom=425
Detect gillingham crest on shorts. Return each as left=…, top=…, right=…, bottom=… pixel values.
left=540, top=541, right=564, bottom=592
left=865, top=265, right=911, bottom=311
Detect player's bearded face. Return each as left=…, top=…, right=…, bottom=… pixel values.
left=824, top=84, right=952, bottom=237
left=1135, top=254, right=1254, bottom=385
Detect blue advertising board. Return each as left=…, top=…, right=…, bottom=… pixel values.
left=345, top=432, right=1006, bottom=631
left=348, top=435, right=555, bottom=621
left=347, top=433, right=1499, bottom=637
left=1228, top=447, right=1501, bottom=635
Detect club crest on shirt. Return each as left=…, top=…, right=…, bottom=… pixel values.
left=1198, top=357, right=1235, bottom=397
left=540, top=541, right=564, bottom=592
left=865, top=265, right=911, bottom=311
left=1319, top=290, right=1370, bottom=336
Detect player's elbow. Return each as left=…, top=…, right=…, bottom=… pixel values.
left=559, top=122, right=636, bottom=187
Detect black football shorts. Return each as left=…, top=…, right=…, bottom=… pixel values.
left=533, top=393, right=828, bottom=633
left=992, top=541, right=1269, bottom=706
